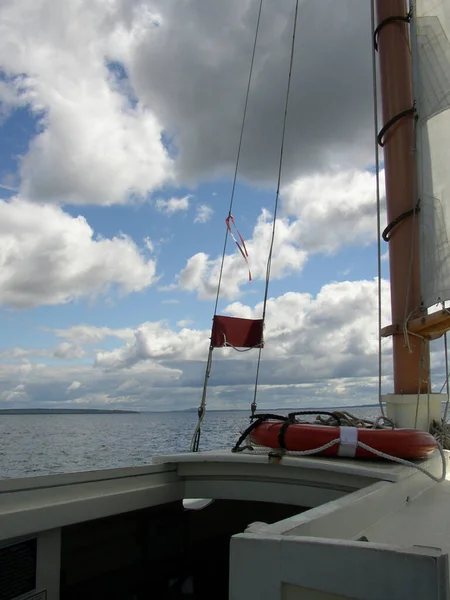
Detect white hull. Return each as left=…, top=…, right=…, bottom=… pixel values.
left=1, top=450, right=448, bottom=599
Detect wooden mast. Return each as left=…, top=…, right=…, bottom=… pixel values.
left=375, top=0, right=428, bottom=394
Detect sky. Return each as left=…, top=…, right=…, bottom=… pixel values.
left=0, top=0, right=443, bottom=412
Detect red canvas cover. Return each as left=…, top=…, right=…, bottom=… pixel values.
left=211, top=315, right=264, bottom=348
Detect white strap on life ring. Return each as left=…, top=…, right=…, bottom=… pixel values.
left=338, top=426, right=358, bottom=457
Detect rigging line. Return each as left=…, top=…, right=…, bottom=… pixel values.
left=213, top=0, right=264, bottom=317
left=403, top=5, right=421, bottom=338
left=252, top=0, right=300, bottom=410
left=191, top=1, right=263, bottom=452
left=371, top=0, right=385, bottom=417
left=442, top=332, right=450, bottom=445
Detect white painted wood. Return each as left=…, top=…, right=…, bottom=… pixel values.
left=245, top=459, right=440, bottom=540
left=383, top=393, right=442, bottom=429
left=1, top=449, right=444, bottom=544
left=182, top=498, right=214, bottom=510
left=184, top=479, right=344, bottom=507
left=0, top=467, right=182, bottom=541
left=364, top=479, right=450, bottom=559
left=153, top=449, right=435, bottom=483
left=0, top=463, right=174, bottom=493
left=176, top=460, right=377, bottom=490
left=229, top=533, right=449, bottom=600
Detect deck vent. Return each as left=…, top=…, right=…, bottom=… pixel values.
left=0, top=538, right=37, bottom=600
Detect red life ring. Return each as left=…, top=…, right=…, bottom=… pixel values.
left=250, top=421, right=437, bottom=460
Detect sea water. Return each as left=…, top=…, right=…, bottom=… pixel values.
left=0, top=406, right=380, bottom=479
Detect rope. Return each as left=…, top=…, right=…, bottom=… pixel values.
left=443, top=332, right=450, bottom=448
left=371, top=0, right=385, bottom=418
left=213, top=0, right=263, bottom=316
left=191, top=346, right=213, bottom=452
left=235, top=410, right=395, bottom=449
left=414, top=338, right=428, bottom=429
left=232, top=408, right=448, bottom=482
left=242, top=440, right=446, bottom=483
left=430, top=420, right=450, bottom=451
left=233, top=412, right=447, bottom=483
left=251, top=0, right=300, bottom=417
left=191, top=1, right=264, bottom=452
left=403, top=2, right=427, bottom=409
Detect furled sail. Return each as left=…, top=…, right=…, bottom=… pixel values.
left=413, top=2, right=450, bottom=308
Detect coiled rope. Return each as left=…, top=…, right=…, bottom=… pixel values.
left=232, top=410, right=447, bottom=483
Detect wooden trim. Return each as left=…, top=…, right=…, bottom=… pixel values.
left=381, top=310, right=450, bottom=340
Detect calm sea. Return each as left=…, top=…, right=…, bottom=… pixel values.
left=0, top=407, right=380, bottom=480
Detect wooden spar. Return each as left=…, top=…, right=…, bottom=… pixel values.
left=375, top=0, right=428, bottom=394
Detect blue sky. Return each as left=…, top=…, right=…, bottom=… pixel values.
left=0, top=0, right=407, bottom=411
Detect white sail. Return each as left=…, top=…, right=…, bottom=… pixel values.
left=413, top=1, right=450, bottom=308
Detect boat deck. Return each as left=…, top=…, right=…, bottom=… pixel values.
left=364, top=476, right=450, bottom=552
left=1, top=449, right=449, bottom=599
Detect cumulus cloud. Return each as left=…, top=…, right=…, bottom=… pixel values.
left=95, top=321, right=208, bottom=369
left=126, top=0, right=374, bottom=186
left=67, top=380, right=81, bottom=393
left=177, top=319, right=193, bottom=328
left=0, top=76, right=26, bottom=122
left=155, top=195, right=190, bottom=215
left=170, top=168, right=383, bottom=300
left=0, top=279, right=397, bottom=410
left=176, top=209, right=307, bottom=300
left=53, top=342, right=86, bottom=360
left=194, top=204, right=213, bottom=224
left=0, top=360, right=185, bottom=411
left=0, top=1, right=401, bottom=414
left=0, top=0, right=171, bottom=206
left=282, top=169, right=386, bottom=253
left=0, top=0, right=374, bottom=203
left=93, top=279, right=392, bottom=386
left=0, top=199, right=158, bottom=308
left=53, top=325, right=134, bottom=346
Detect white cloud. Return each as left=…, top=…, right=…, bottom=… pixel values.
left=95, top=321, right=208, bottom=369
left=155, top=195, right=191, bottom=215
left=282, top=169, right=386, bottom=253
left=194, top=204, right=213, bottom=224
left=0, top=279, right=423, bottom=411
left=0, top=75, right=28, bottom=123
left=53, top=342, right=86, bottom=360
left=0, top=199, right=158, bottom=308
left=170, top=168, right=384, bottom=300
left=53, top=325, right=134, bottom=346
left=176, top=209, right=307, bottom=300
left=177, top=319, right=193, bottom=328
left=0, top=360, right=185, bottom=411
left=0, top=0, right=172, bottom=206
left=92, top=279, right=393, bottom=388
left=1, top=0, right=375, bottom=204
left=125, top=0, right=374, bottom=186
left=67, top=380, right=81, bottom=393
left=0, top=347, right=47, bottom=360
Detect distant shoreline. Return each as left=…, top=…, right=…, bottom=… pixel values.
left=0, top=409, right=139, bottom=415
left=0, top=404, right=385, bottom=416
left=158, top=404, right=383, bottom=414
left=0, top=403, right=415, bottom=416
